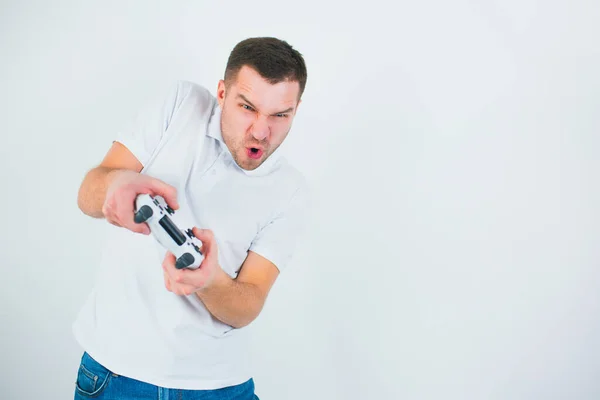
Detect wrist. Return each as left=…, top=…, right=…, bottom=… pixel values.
left=198, top=264, right=230, bottom=294
left=100, top=168, right=130, bottom=219
left=105, top=167, right=128, bottom=186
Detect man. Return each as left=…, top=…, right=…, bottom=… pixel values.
left=72, top=37, right=310, bottom=399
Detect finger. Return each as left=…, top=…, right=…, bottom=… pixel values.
left=193, top=228, right=216, bottom=259
left=105, top=212, right=122, bottom=228
left=164, top=267, right=189, bottom=295
left=101, top=203, right=111, bottom=218
left=192, top=228, right=213, bottom=247
left=107, top=192, right=134, bottom=229
left=163, top=254, right=205, bottom=287
left=164, top=269, right=196, bottom=295
left=163, top=252, right=191, bottom=283
left=102, top=203, right=119, bottom=224
left=124, top=207, right=150, bottom=234
left=175, top=283, right=197, bottom=296
left=107, top=219, right=121, bottom=228
left=127, top=221, right=150, bottom=235
left=102, top=194, right=118, bottom=215
left=163, top=270, right=172, bottom=291
left=126, top=207, right=151, bottom=234
left=172, top=266, right=199, bottom=286
left=162, top=252, right=177, bottom=272
left=148, top=179, right=179, bottom=210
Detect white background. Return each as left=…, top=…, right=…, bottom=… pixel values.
left=1, top=1, right=599, bottom=399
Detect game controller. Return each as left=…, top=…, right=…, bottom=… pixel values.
left=133, top=193, right=204, bottom=270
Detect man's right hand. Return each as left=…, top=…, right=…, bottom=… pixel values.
left=102, top=169, right=179, bottom=235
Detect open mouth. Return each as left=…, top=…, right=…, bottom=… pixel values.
left=247, top=147, right=263, bottom=159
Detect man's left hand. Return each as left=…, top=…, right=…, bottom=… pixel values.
left=162, top=227, right=221, bottom=296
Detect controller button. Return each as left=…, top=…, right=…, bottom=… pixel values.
left=175, top=253, right=195, bottom=269
left=185, top=229, right=194, bottom=238
left=134, top=205, right=153, bottom=223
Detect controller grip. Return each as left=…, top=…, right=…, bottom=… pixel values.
left=134, top=205, right=154, bottom=223
left=175, top=253, right=195, bottom=269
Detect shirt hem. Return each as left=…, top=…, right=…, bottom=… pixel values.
left=72, top=323, right=252, bottom=391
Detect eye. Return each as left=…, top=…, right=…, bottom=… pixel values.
left=241, top=104, right=254, bottom=111
left=275, top=113, right=288, bottom=118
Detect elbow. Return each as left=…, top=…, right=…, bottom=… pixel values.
left=238, top=314, right=259, bottom=329
left=76, top=172, right=101, bottom=218
left=229, top=312, right=258, bottom=329
left=76, top=188, right=85, bottom=214
left=231, top=318, right=255, bottom=330
left=76, top=180, right=91, bottom=216
left=235, top=301, right=266, bottom=329
left=229, top=301, right=265, bottom=329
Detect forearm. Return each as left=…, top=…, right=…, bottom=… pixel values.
left=77, top=167, right=122, bottom=218
left=196, top=267, right=266, bottom=329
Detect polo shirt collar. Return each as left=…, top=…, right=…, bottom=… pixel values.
left=207, top=103, right=283, bottom=177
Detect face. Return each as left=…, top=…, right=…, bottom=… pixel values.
left=216, top=65, right=301, bottom=170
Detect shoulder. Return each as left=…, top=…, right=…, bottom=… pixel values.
left=173, top=80, right=215, bottom=104
left=160, top=80, right=217, bottom=122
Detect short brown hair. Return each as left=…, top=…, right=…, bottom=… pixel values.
left=224, top=37, right=307, bottom=100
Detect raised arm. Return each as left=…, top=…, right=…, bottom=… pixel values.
left=77, top=141, right=179, bottom=235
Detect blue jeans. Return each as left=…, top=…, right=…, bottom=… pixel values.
left=73, top=352, right=259, bottom=399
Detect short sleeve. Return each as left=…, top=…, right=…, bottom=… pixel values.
left=113, top=81, right=186, bottom=166
left=249, top=183, right=311, bottom=272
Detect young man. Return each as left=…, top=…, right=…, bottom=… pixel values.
left=72, top=37, right=310, bottom=400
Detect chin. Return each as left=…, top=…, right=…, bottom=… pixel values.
left=233, top=155, right=262, bottom=171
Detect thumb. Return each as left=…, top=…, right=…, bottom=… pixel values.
left=148, top=179, right=179, bottom=210
left=193, top=227, right=212, bottom=241
left=193, top=228, right=215, bottom=253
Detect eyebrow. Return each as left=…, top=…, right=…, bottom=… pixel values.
left=237, top=93, right=294, bottom=115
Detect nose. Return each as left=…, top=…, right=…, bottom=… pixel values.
left=251, top=115, right=270, bottom=141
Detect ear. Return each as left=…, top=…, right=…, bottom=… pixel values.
left=217, top=80, right=226, bottom=108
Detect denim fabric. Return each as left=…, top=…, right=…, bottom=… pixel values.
left=73, top=352, right=259, bottom=400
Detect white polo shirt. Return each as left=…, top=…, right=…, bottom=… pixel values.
left=71, top=80, right=310, bottom=390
